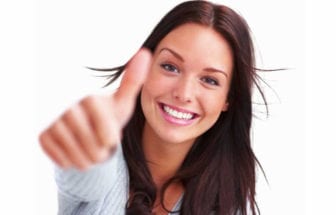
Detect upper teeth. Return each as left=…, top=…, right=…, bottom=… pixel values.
left=163, top=105, right=193, bottom=120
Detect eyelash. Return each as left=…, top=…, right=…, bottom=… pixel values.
left=160, top=63, right=179, bottom=73
left=160, top=63, right=220, bottom=86
left=201, top=77, right=219, bottom=86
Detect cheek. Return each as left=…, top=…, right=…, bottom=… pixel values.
left=141, top=71, right=158, bottom=103
left=140, top=84, right=152, bottom=111
left=140, top=75, right=168, bottom=110
left=141, top=81, right=159, bottom=103
left=202, top=94, right=227, bottom=117
left=142, top=69, right=174, bottom=96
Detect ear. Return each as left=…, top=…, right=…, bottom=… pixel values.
left=222, top=102, right=229, bottom=112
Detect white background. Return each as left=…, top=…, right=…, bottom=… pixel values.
left=0, top=0, right=334, bottom=214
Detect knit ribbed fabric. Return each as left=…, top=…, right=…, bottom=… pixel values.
left=55, top=145, right=129, bottom=215
left=54, top=145, right=183, bottom=215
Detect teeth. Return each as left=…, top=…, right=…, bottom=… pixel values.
left=163, top=105, right=193, bottom=120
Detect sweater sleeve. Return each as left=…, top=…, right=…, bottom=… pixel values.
left=54, top=145, right=129, bottom=214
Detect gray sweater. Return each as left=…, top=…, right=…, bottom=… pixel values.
left=55, top=145, right=183, bottom=215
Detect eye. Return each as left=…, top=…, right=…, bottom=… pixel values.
left=201, top=76, right=219, bottom=86
left=160, top=63, right=179, bottom=73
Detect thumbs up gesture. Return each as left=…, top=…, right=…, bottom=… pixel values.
left=39, top=49, right=152, bottom=170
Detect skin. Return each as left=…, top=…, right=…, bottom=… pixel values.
left=39, top=23, right=233, bottom=214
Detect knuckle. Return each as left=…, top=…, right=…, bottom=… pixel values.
left=39, top=130, right=54, bottom=148
left=81, top=143, right=102, bottom=163
left=80, top=95, right=98, bottom=107
left=93, top=148, right=110, bottom=163
left=39, top=134, right=53, bottom=155
left=90, top=153, right=102, bottom=163
left=48, top=121, right=60, bottom=137
left=39, top=133, right=48, bottom=150
left=62, top=106, right=76, bottom=122
left=38, top=131, right=46, bottom=145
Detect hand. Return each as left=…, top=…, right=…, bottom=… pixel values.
left=39, top=49, right=152, bottom=170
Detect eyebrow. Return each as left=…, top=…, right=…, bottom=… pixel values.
left=159, top=48, right=184, bottom=62
left=204, top=68, right=228, bottom=78
left=159, top=47, right=229, bottom=78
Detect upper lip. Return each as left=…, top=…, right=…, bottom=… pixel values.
left=159, top=102, right=199, bottom=116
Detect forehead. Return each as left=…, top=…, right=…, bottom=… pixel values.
left=154, top=23, right=233, bottom=73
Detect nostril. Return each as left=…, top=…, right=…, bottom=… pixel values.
left=173, top=94, right=192, bottom=103
left=172, top=88, right=192, bottom=103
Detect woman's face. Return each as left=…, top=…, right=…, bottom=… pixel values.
left=141, top=23, right=233, bottom=146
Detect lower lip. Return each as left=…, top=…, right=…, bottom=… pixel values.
left=159, top=104, right=196, bottom=126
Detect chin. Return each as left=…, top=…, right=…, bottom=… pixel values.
left=158, top=131, right=197, bottom=146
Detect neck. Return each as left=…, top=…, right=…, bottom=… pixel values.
left=142, top=123, right=194, bottom=188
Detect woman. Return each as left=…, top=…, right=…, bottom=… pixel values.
left=39, top=1, right=265, bottom=214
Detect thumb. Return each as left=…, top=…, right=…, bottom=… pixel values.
left=113, top=48, right=152, bottom=121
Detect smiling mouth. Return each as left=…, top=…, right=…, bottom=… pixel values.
left=159, top=103, right=198, bottom=120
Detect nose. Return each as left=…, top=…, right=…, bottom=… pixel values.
left=172, top=77, right=194, bottom=103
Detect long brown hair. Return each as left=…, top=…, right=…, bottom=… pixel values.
left=98, top=1, right=266, bottom=214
